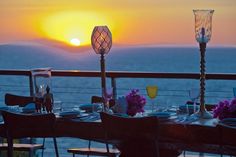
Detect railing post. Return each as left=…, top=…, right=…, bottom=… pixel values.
left=29, top=72, right=34, bottom=96
left=111, top=77, right=117, bottom=100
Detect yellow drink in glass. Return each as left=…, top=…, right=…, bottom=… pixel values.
left=146, top=86, right=158, bottom=112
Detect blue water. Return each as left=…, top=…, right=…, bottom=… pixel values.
left=0, top=44, right=236, bottom=107
left=1, top=44, right=236, bottom=73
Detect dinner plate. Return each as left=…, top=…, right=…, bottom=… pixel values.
left=59, top=111, right=80, bottom=118
left=147, top=112, right=171, bottom=119
left=79, top=103, right=102, bottom=113
left=59, top=111, right=89, bottom=119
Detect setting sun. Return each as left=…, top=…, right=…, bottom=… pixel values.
left=0, top=1, right=236, bottom=46
left=40, top=11, right=114, bottom=46
left=70, top=38, right=81, bottom=46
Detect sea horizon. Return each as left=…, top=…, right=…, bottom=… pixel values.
left=1, top=44, right=236, bottom=108
left=1, top=39, right=236, bottom=49
left=1, top=1, right=236, bottom=156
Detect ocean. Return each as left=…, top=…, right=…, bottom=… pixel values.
left=0, top=44, right=236, bottom=108
left=0, top=43, right=235, bottom=157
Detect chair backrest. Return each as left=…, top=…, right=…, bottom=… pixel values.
left=217, top=119, right=236, bottom=146
left=2, top=111, right=56, bottom=138
left=100, top=112, right=159, bottom=142
left=5, top=93, right=34, bottom=107
left=91, top=96, right=104, bottom=104
left=91, top=96, right=115, bottom=108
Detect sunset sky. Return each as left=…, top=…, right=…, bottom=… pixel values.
left=0, top=0, right=235, bottom=46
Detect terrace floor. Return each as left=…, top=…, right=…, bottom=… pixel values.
left=41, top=138, right=228, bottom=157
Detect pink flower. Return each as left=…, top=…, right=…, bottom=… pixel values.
left=213, top=98, right=236, bottom=120
left=126, top=89, right=146, bottom=116
left=229, top=98, right=236, bottom=112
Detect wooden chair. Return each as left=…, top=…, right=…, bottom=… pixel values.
left=100, top=112, right=160, bottom=157
left=91, top=96, right=115, bottom=108
left=1, top=111, right=59, bottom=157
left=217, top=118, right=236, bottom=156
left=67, top=96, right=120, bottom=157
left=5, top=93, right=34, bottom=107
left=91, top=96, right=104, bottom=104
left=2, top=93, right=49, bottom=157
left=1, top=93, right=47, bottom=156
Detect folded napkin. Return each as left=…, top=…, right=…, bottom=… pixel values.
left=112, top=96, right=127, bottom=114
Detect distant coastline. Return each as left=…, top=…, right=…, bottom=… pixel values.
left=1, top=39, right=235, bottom=50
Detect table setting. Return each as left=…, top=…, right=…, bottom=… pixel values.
left=109, top=88, right=182, bottom=121
left=0, top=90, right=235, bottom=157
left=54, top=102, right=105, bottom=122
left=1, top=86, right=235, bottom=126
left=108, top=87, right=220, bottom=125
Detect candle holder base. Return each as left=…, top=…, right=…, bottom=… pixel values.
left=192, top=109, right=213, bottom=119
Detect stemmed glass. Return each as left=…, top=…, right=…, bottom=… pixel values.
left=53, top=101, right=62, bottom=113
left=34, top=85, right=46, bottom=113
left=103, top=88, right=113, bottom=112
left=146, top=86, right=158, bottom=112
left=233, top=87, right=236, bottom=98
left=188, top=88, right=200, bottom=115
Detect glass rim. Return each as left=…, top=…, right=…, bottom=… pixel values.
left=193, top=9, right=214, bottom=13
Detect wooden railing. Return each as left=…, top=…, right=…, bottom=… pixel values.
left=2, top=69, right=236, bottom=79
left=1, top=69, right=236, bottom=100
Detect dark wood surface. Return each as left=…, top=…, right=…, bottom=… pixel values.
left=53, top=118, right=219, bottom=142
left=54, top=118, right=236, bottom=156
left=0, top=117, right=235, bottom=156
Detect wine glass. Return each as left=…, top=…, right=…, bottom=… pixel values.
left=103, top=88, right=113, bottom=111
left=146, top=85, right=158, bottom=112
left=188, top=88, right=200, bottom=115
left=53, top=100, right=62, bottom=114
left=233, top=87, right=236, bottom=98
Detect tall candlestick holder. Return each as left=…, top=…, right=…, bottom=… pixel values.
left=193, top=9, right=214, bottom=119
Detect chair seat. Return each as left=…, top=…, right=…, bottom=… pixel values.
left=0, top=143, right=44, bottom=151
left=67, top=147, right=120, bottom=156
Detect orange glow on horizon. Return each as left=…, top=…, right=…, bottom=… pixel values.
left=0, top=1, right=235, bottom=46
left=40, top=11, right=115, bottom=46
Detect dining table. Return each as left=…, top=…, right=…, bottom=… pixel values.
left=0, top=111, right=236, bottom=157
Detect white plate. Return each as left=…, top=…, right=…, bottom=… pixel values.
left=79, top=104, right=102, bottom=113
left=147, top=112, right=171, bottom=119
left=59, top=111, right=80, bottom=118
left=59, top=111, right=89, bottom=119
